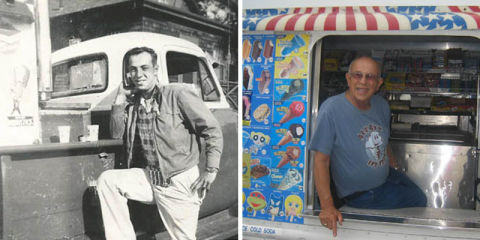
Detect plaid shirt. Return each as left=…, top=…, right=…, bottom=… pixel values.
left=136, top=91, right=172, bottom=186
left=136, top=103, right=158, bottom=167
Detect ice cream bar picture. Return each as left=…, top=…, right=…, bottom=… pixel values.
left=279, top=101, right=304, bottom=124
left=243, top=66, right=253, bottom=90
left=281, top=79, right=305, bottom=101
left=242, top=96, right=251, bottom=121
left=251, top=40, right=263, bottom=62
left=253, top=104, right=271, bottom=123
left=268, top=193, right=283, bottom=221
left=263, top=39, right=274, bottom=59
left=256, top=70, right=271, bottom=94
left=281, top=35, right=306, bottom=56
left=247, top=191, right=267, bottom=217
left=277, top=124, right=304, bottom=146
left=251, top=164, right=270, bottom=179
left=242, top=39, right=252, bottom=61
left=280, top=56, right=304, bottom=78
left=277, top=146, right=301, bottom=168
left=278, top=168, right=302, bottom=190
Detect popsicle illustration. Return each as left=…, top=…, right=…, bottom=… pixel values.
left=247, top=191, right=267, bottom=217
left=277, top=124, right=304, bottom=146
left=268, top=193, right=283, bottom=221
left=242, top=39, right=252, bottom=61
left=263, top=39, right=274, bottom=59
left=277, top=146, right=301, bottom=168
left=256, top=70, right=271, bottom=94
left=281, top=35, right=306, bottom=56
left=242, top=96, right=251, bottom=121
left=280, top=56, right=304, bottom=78
left=243, top=66, right=253, bottom=90
left=251, top=40, right=263, bottom=62
left=285, top=194, right=303, bottom=222
left=279, top=101, right=305, bottom=124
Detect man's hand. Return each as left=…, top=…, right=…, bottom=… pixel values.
left=320, top=206, right=343, bottom=237
left=114, top=84, right=136, bottom=105
left=191, top=169, right=218, bottom=198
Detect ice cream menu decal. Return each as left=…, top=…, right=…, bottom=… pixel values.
left=0, top=2, right=40, bottom=146
left=242, top=34, right=309, bottom=224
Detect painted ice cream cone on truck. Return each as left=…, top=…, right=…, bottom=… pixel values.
left=277, top=124, right=304, bottom=146
left=277, top=131, right=294, bottom=146
left=277, top=146, right=301, bottom=168
left=279, top=101, right=305, bottom=124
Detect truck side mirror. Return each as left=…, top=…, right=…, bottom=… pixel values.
left=212, top=62, right=219, bottom=69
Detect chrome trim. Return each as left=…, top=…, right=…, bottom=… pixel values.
left=311, top=207, right=480, bottom=229
left=306, top=38, right=323, bottom=210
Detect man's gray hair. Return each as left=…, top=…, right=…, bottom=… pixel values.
left=347, top=55, right=382, bottom=75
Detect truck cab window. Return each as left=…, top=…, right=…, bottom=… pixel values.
left=166, top=51, right=220, bottom=101
left=51, top=54, right=108, bottom=98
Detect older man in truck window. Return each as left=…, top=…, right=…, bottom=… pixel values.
left=308, top=56, right=426, bottom=237
left=96, top=47, right=223, bottom=240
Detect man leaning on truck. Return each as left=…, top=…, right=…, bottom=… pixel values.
left=96, top=47, right=223, bottom=240
left=308, top=56, right=427, bottom=237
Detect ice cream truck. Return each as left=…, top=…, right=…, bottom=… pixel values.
left=0, top=1, right=237, bottom=238
left=242, top=6, right=480, bottom=239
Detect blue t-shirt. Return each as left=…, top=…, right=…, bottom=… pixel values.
left=308, top=93, right=390, bottom=198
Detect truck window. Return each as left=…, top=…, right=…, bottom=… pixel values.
left=51, top=54, right=108, bottom=98
left=166, top=51, right=220, bottom=101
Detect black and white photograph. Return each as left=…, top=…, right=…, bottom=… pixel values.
left=0, top=0, right=237, bottom=239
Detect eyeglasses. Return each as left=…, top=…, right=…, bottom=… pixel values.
left=349, top=72, right=379, bottom=81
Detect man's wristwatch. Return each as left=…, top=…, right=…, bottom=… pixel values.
left=206, top=167, right=219, bottom=173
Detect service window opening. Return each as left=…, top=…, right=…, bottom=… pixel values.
left=308, top=35, right=480, bottom=226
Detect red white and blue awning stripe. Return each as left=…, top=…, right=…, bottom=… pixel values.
left=243, top=6, right=480, bottom=31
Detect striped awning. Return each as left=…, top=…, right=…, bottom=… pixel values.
left=243, top=6, right=480, bottom=31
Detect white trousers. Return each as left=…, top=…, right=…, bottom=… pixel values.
left=96, top=166, right=202, bottom=240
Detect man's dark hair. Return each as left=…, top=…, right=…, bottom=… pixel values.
left=125, top=47, right=158, bottom=66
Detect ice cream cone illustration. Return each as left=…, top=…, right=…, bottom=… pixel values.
left=10, top=65, right=30, bottom=116
left=279, top=101, right=304, bottom=124
left=277, top=146, right=301, bottom=168
left=280, top=56, right=304, bottom=78
left=242, top=39, right=252, bottom=61
left=247, top=191, right=266, bottom=217
left=281, top=79, right=305, bottom=101
left=277, top=124, right=304, bottom=146
left=256, top=70, right=271, bottom=94
left=277, top=132, right=293, bottom=146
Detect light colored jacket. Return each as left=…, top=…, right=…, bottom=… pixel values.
left=110, top=84, right=223, bottom=179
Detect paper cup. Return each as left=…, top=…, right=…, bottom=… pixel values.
left=58, top=126, right=71, bottom=143
left=87, top=125, right=99, bottom=141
